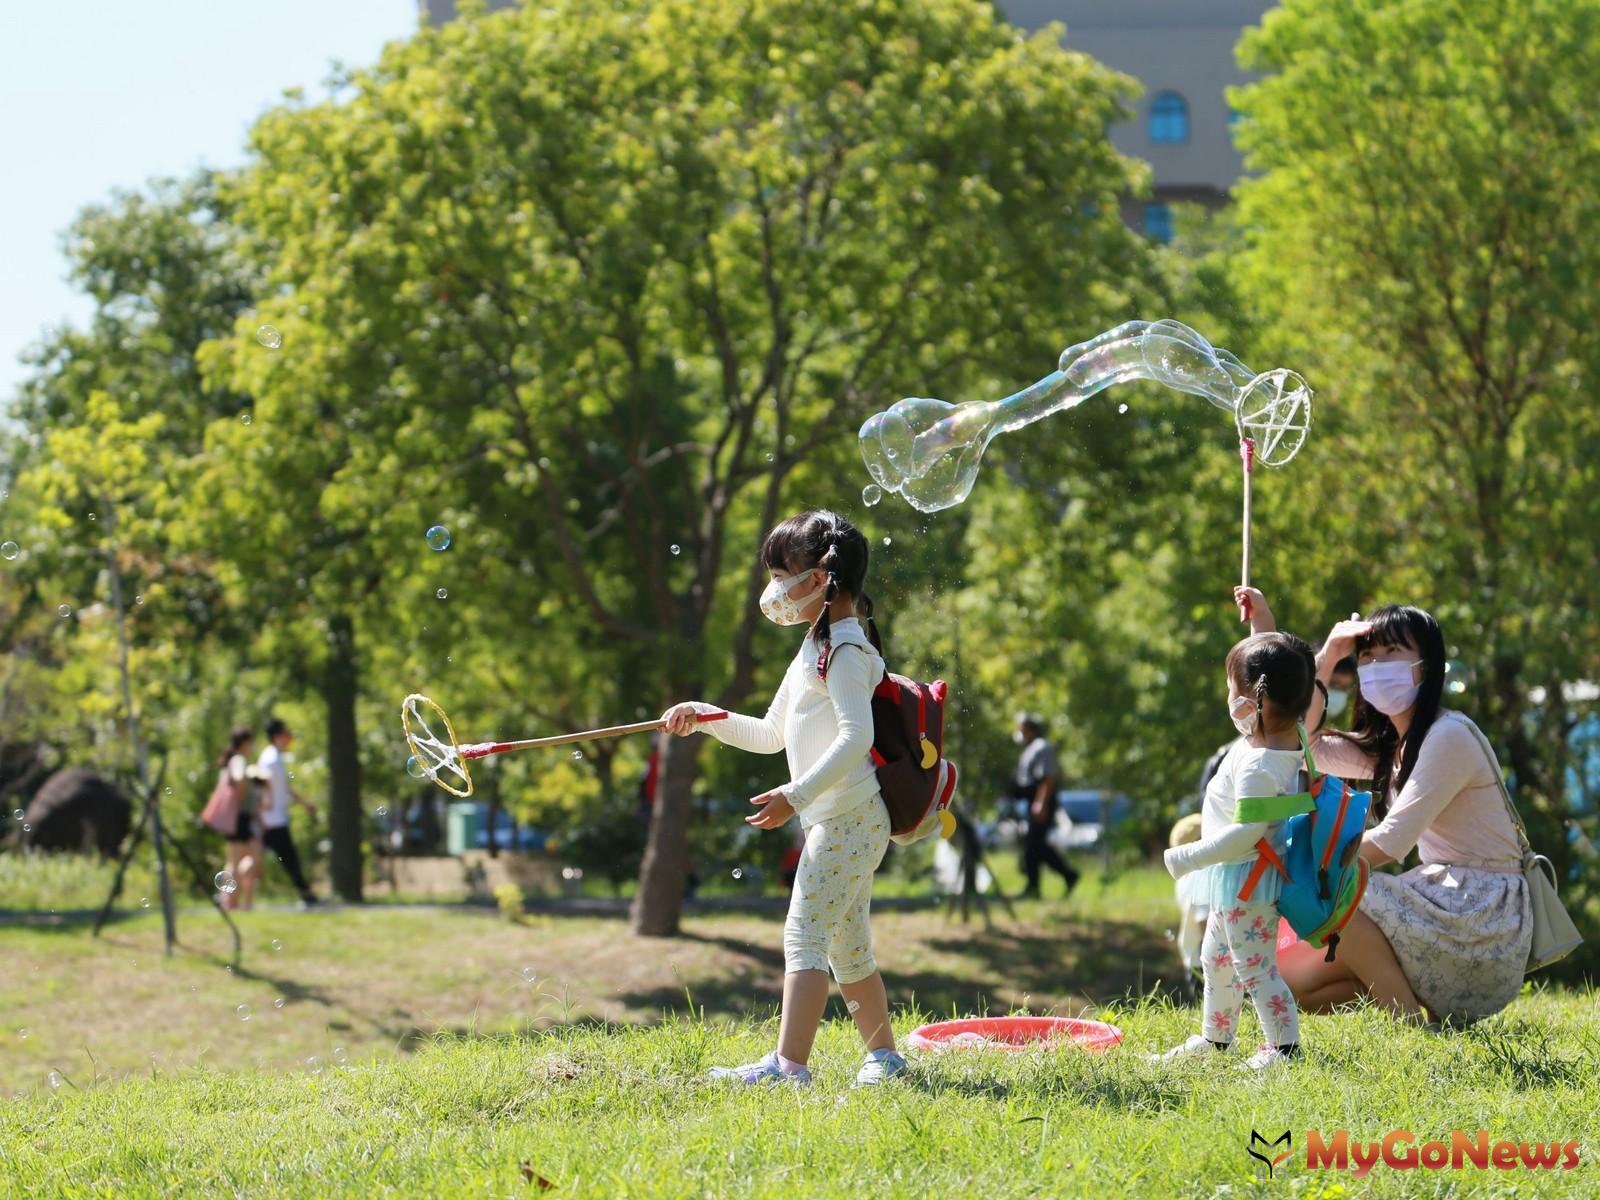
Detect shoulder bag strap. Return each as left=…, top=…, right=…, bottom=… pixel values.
left=1456, top=717, right=1534, bottom=856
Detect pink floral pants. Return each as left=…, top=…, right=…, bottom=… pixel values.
left=1201, top=898, right=1300, bottom=1047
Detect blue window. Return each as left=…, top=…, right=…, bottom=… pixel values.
left=1149, top=92, right=1189, bottom=144
left=1143, top=203, right=1174, bottom=243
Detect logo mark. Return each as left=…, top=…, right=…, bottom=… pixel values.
left=1250, top=1130, right=1293, bottom=1178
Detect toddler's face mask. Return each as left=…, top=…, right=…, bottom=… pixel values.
left=1229, top=695, right=1257, bottom=737
left=759, top=570, right=824, bottom=626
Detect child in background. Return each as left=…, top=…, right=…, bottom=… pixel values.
left=1154, top=627, right=1317, bottom=1069
left=661, top=510, right=905, bottom=1087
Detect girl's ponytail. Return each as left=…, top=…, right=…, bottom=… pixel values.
left=859, top=590, right=884, bottom=654
left=814, top=542, right=841, bottom=658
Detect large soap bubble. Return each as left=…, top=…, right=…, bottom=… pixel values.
left=859, top=320, right=1312, bottom=513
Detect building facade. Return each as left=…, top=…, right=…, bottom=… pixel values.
left=1002, top=1, right=1274, bottom=239
left=421, top=0, right=1272, bottom=241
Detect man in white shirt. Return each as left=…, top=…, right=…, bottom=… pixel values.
left=257, top=717, right=319, bottom=905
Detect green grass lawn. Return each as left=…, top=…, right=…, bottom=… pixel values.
left=1, top=865, right=1596, bottom=1198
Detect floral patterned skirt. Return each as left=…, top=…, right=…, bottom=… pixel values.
left=1361, top=864, right=1531, bottom=1024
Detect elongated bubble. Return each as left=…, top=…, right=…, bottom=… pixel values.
left=859, top=319, right=1311, bottom=512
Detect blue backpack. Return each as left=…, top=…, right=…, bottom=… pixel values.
left=1233, top=727, right=1371, bottom=962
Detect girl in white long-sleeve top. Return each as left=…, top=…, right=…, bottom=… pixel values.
left=1156, top=631, right=1317, bottom=1070
left=661, top=510, right=905, bottom=1088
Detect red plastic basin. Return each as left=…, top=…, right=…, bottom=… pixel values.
left=906, top=1016, right=1124, bottom=1054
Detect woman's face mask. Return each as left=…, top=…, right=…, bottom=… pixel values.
left=1228, top=695, right=1258, bottom=738
left=1326, top=688, right=1350, bottom=718
left=759, top=570, right=824, bottom=626
left=1357, top=659, right=1422, bottom=716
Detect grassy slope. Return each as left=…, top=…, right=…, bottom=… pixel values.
left=1, top=865, right=1596, bottom=1197
left=2, top=994, right=1596, bottom=1199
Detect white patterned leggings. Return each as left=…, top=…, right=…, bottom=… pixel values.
left=1202, top=898, right=1301, bottom=1047
left=783, top=798, right=890, bottom=984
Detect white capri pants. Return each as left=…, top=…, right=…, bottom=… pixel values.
left=783, top=797, right=891, bottom=984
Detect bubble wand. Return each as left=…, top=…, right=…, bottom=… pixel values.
left=1238, top=437, right=1255, bottom=621
left=401, top=693, right=727, bottom=798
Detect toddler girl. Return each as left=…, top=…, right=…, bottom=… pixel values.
left=1156, top=631, right=1316, bottom=1069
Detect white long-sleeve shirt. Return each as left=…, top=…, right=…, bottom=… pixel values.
left=1163, top=741, right=1304, bottom=878
left=699, top=617, right=883, bottom=828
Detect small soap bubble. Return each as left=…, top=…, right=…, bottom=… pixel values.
left=163, top=787, right=172, bottom=796
left=87, top=512, right=96, bottom=522
left=435, top=588, right=448, bottom=600
left=882, top=537, right=892, bottom=547
left=306, top=1056, right=324, bottom=1075
left=47, top=1071, right=62, bottom=1091
left=140, top=896, right=150, bottom=909
left=271, top=938, right=284, bottom=952
left=134, top=594, right=144, bottom=605
left=570, top=749, right=583, bottom=760
left=17, top=1029, right=26, bottom=1039
left=214, top=870, right=238, bottom=894
left=731, top=868, right=743, bottom=880
left=21, top=823, right=30, bottom=833
left=1164, top=928, right=1176, bottom=942
left=240, top=413, right=253, bottom=426
left=1117, top=403, right=1129, bottom=414
left=0, top=542, right=17, bottom=561
left=405, top=755, right=427, bottom=779
left=847, top=999, right=861, bottom=1014
left=273, top=997, right=285, bottom=1009
left=520, top=966, right=537, bottom=983
left=425, top=525, right=451, bottom=551
left=236, top=1005, right=251, bottom=1022
left=57, top=605, right=71, bottom=618
left=256, top=325, right=283, bottom=350
left=861, top=484, right=883, bottom=507
left=11, top=809, right=22, bottom=820
left=669, top=544, right=681, bottom=556
left=332, top=1046, right=347, bottom=1066
left=375, top=806, right=387, bottom=818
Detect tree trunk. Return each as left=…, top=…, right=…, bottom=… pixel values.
left=629, top=730, right=705, bottom=936
left=324, top=612, right=364, bottom=902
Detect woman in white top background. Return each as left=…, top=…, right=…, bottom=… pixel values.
left=217, top=726, right=262, bottom=912
left=661, top=509, right=906, bottom=1087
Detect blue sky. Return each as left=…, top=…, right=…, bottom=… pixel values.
left=0, top=0, right=419, bottom=407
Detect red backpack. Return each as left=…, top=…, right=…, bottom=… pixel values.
left=821, top=644, right=959, bottom=845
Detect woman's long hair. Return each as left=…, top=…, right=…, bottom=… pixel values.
left=759, top=510, right=883, bottom=658
left=1324, top=604, right=1447, bottom=817
left=217, top=725, right=253, bottom=769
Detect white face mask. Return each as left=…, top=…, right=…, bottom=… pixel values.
left=759, top=571, right=823, bottom=626
left=1358, top=660, right=1421, bottom=715
left=1326, top=688, right=1349, bottom=718
left=1228, top=695, right=1257, bottom=738
left=1013, top=730, right=1028, bottom=745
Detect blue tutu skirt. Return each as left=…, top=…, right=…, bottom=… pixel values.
left=1187, top=857, right=1281, bottom=911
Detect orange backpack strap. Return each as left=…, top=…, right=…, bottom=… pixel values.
left=1237, top=838, right=1288, bottom=903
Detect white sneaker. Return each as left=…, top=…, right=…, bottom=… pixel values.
left=1146, top=1034, right=1228, bottom=1062
left=708, top=1052, right=811, bottom=1086
left=854, top=1049, right=909, bottom=1086
left=1238, top=1044, right=1297, bottom=1071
